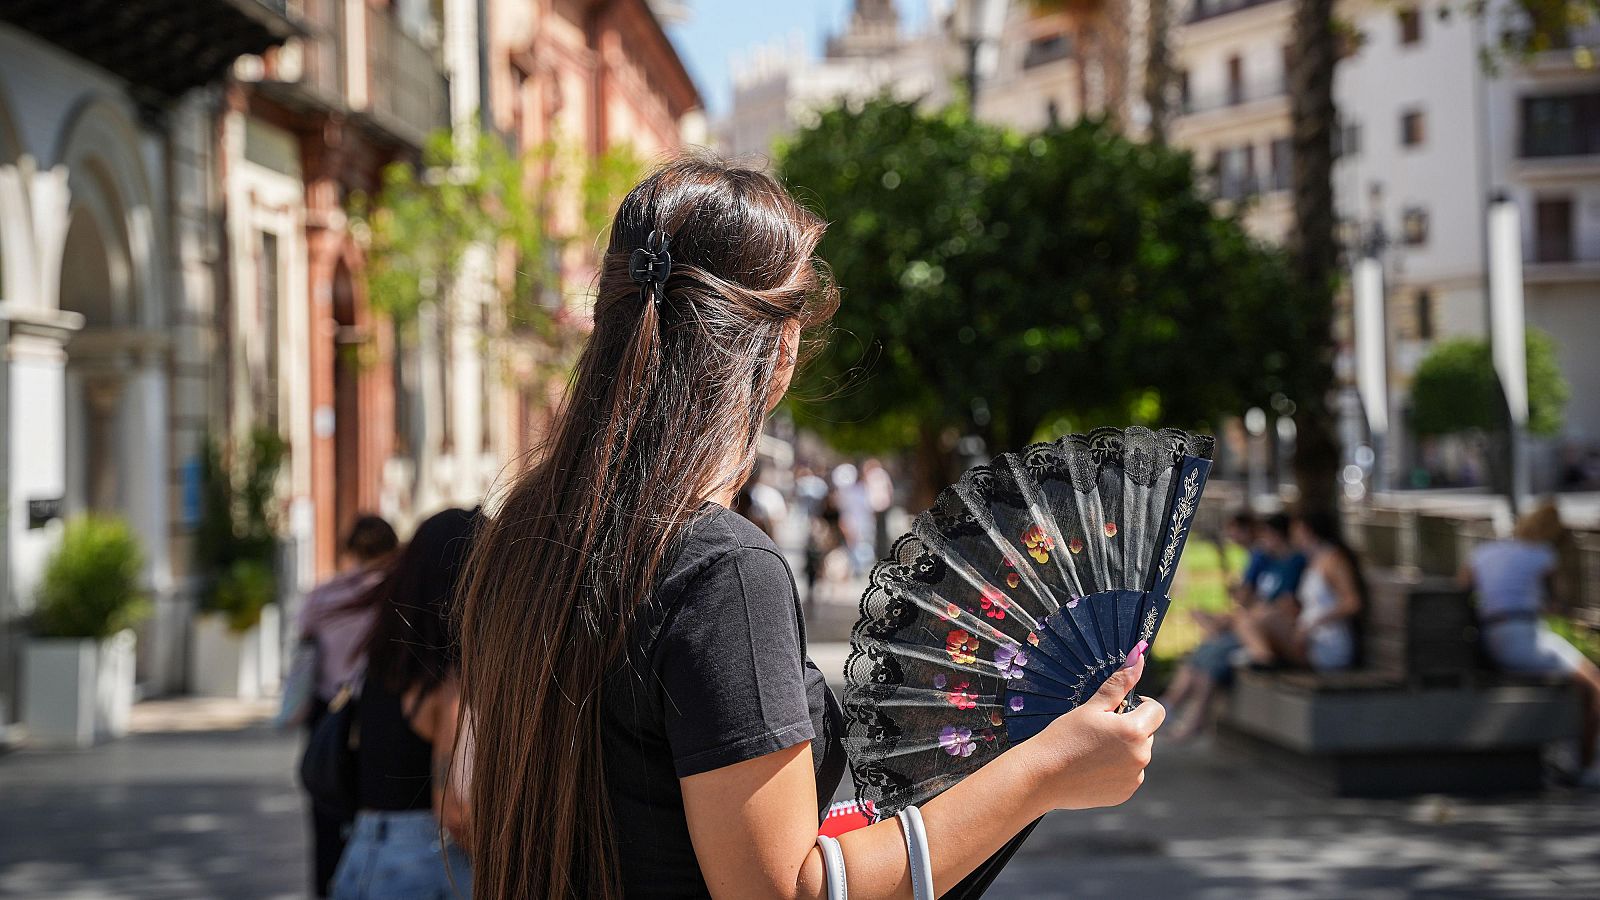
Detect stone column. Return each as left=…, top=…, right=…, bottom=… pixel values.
left=0, top=305, right=83, bottom=720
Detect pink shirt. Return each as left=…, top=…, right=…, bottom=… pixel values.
left=297, top=567, right=385, bottom=701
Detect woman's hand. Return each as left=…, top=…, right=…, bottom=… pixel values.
left=1026, top=648, right=1164, bottom=811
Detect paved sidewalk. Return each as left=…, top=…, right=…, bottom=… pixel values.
left=0, top=699, right=306, bottom=899
left=4, top=696, right=1598, bottom=899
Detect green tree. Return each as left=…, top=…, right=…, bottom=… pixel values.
left=1411, top=329, right=1569, bottom=439
left=778, top=99, right=1296, bottom=500
left=354, top=130, right=642, bottom=383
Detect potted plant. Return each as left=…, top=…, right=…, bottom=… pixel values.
left=189, top=427, right=287, bottom=698
left=23, top=515, right=149, bottom=748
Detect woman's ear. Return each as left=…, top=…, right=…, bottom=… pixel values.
left=766, top=319, right=803, bottom=413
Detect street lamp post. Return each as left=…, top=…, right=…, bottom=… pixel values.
left=954, top=0, right=1001, bottom=113
left=1352, top=220, right=1390, bottom=495
left=1487, top=193, right=1530, bottom=513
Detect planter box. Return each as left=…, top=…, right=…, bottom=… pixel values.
left=22, top=630, right=136, bottom=749
left=190, top=604, right=280, bottom=699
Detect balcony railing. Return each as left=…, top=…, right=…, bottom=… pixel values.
left=1181, top=78, right=1288, bottom=116
left=258, top=0, right=447, bottom=148
left=1520, top=92, right=1600, bottom=158
left=1187, top=0, right=1287, bottom=24
left=366, top=3, right=449, bottom=147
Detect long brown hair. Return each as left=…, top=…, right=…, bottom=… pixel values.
left=457, top=154, right=837, bottom=898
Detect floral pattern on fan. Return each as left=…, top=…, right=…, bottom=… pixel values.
left=842, top=427, right=1213, bottom=819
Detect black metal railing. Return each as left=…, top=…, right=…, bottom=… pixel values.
left=1520, top=92, right=1600, bottom=158
left=1187, top=0, right=1286, bottom=24
left=366, top=3, right=449, bottom=147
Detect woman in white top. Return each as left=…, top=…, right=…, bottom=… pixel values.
left=1461, top=502, right=1600, bottom=781
left=1237, top=509, right=1365, bottom=671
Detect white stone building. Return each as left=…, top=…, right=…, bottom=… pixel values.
left=717, top=3, right=955, bottom=164
left=0, top=4, right=293, bottom=724
left=1169, top=0, right=1600, bottom=487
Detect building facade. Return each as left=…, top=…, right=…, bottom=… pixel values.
left=1169, top=0, right=1600, bottom=488
left=1, top=0, right=702, bottom=727
left=0, top=1, right=293, bottom=721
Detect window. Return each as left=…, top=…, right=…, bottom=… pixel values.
left=1402, top=207, right=1429, bottom=246
left=1334, top=120, right=1362, bottom=157
left=1215, top=145, right=1256, bottom=200
left=1179, top=70, right=1191, bottom=111
left=1401, top=109, right=1426, bottom=148
left=1023, top=33, right=1071, bottom=69
left=1269, top=137, right=1293, bottom=191
left=1521, top=93, right=1600, bottom=157
left=1281, top=45, right=1293, bottom=91
left=1226, top=55, right=1243, bottom=106
left=1398, top=8, right=1422, bottom=45
left=1535, top=197, right=1575, bottom=263
left=1414, top=289, right=1434, bottom=340
left=256, top=231, right=281, bottom=430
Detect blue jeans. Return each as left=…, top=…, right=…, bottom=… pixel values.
left=331, top=810, right=471, bottom=899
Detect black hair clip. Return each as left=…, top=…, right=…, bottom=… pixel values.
left=628, top=230, right=672, bottom=302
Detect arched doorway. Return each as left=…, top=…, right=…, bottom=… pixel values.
left=52, top=99, right=171, bottom=694
left=59, top=194, right=134, bottom=516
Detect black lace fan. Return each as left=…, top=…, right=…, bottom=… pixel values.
left=843, top=427, right=1214, bottom=818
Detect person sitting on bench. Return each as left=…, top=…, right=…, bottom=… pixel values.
left=1461, top=501, right=1600, bottom=787
left=1165, top=511, right=1305, bottom=738
left=1236, top=509, right=1366, bottom=673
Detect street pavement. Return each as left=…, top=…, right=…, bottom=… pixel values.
left=4, top=692, right=1598, bottom=899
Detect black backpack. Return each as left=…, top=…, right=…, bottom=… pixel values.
left=299, top=677, right=362, bottom=818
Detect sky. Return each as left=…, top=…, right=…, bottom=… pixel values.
left=665, top=0, right=933, bottom=119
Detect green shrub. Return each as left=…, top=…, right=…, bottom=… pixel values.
left=196, top=426, right=285, bottom=632
left=33, top=515, right=149, bottom=640
left=210, top=559, right=276, bottom=633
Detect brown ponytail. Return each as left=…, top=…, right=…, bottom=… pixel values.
left=457, top=154, right=837, bottom=899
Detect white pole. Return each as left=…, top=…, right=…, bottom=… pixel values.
left=1352, top=255, right=1388, bottom=491
left=1487, top=197, right=1530, bottom=507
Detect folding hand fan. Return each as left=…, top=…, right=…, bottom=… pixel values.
left=843, top=426, right=1214, bottom=817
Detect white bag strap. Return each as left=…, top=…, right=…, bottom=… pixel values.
left=816, top=833, right=847, bottom=900
left=897, top=806, right=935, bottom=900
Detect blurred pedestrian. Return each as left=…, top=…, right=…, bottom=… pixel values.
left=1461, top=501, right=1600, bottom=784
left=804, top=490, right=845, bottom=605
left=330, top=508, right=477, bottom=900
left=1165, top=511, right=1305, bottom=738
left=1236, top=509, right=1365, bottom=672
left=832, top=462, right=874, bottom=575
left=862, top=458, right=895, bottom=558
left=295, top=514, right=398, bottom=897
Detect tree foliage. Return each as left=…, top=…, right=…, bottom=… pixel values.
left=353, top=130, right=643, bottom=377
left=777, top=99, right=1297, bottom=478
left=1410, top=329, right=1569, bottom=438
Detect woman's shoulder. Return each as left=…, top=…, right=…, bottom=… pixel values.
left=657, top=506, right=795, bottom=615
left=670, top=504, right=786, bottom=575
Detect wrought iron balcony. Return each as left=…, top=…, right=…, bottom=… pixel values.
left=0, top=0, right=298, bottom=104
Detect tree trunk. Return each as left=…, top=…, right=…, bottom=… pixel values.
left=1143, top=0, right=1173, bottom=143
left=1288, top=0, right=1341, bottom=514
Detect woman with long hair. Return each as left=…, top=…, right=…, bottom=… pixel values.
left=331, top=507, right=478, bottom=899
left=458, top=155, right=1163, bottom=898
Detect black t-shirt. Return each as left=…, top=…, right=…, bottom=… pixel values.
left=602, top=504, right=846, bottom=897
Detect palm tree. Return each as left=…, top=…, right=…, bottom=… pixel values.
left=1286, top=0, right=1341, bottom=513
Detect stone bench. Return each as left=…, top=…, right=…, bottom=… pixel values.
left=1220, top=669, right=1576, bottom=796
left=1216, top=570, right=1580, bottom=796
